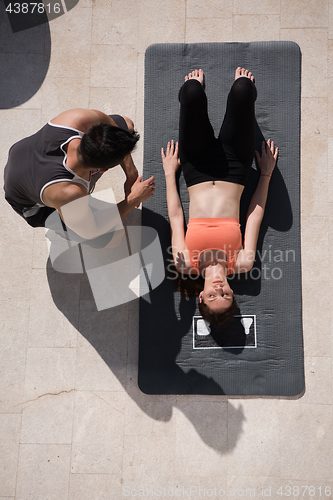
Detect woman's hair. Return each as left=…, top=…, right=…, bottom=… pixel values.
left=78, top=123, right=140, bottom=169
left=167, top=263, right=204, bottom=296
left=168, top=263, right=237, bottom=328
left=198, top=296, right=237, bottom=329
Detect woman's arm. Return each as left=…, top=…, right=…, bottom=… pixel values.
left=161, top=141, right=188, bottom=270
left=162, top=141, right=182, bottom=219
left=235, top=139, right=278, bottom=273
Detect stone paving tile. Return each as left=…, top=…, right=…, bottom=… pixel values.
left=281, top=0, right=329, bottom=28
left=0, top=345, right=27, bottom=414
left=138, top=0, right=186, bottom=53
left=0, top=414, right=21, bottom=497
left=92, top=0, right=139, bottom=46
left=280, top=28, right=328, bottom=98
left=232, top=15, right=280, bottom=42
left=174, top=400, right=228, bottom=476
left=227, top=400, right=280, bottom=477
left=69, top=473, right=123, bottom=500
left=302, top=280, right=331, bottom=357
left=15, top=444, right=71, bottom=500
left=299, top=357, right=332, bottom=405
left=71, top=391, right=125, bottom=474
left=280, top=401, right=333, bottom=480
left=301, top=97, right=328, bottom=215
left=186, top=17, right=233, bottom=43
left=233, top=0, right=280, bottom=15
left=20, top=391, right=75, bottom=444
left=24, top=347, right=76, bottom=399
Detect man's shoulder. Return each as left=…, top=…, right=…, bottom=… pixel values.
left=50, top=109, right=110, bottom=132
left=50, top=109, right=89, bottom=129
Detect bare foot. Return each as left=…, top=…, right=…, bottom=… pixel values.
left=235, top=67, right=254, bottom=82
left=184, top=69, right=204, bottom=85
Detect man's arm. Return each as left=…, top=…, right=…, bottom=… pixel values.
left=120, top=153, right=139, bottom=197
left=44, top=176, right=155, bottom=240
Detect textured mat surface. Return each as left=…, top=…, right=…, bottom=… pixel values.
left=139, top=42, right=303, bottom=396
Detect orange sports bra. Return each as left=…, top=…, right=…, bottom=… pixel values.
left=185, top=218, right=242, bottom=275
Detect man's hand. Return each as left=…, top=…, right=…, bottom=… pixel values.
left=127, top=175, right=155, bottom=207
left=161, top=140, right=181, bottom=177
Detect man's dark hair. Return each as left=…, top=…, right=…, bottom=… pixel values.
left=78, top=123, right=140, bottom=169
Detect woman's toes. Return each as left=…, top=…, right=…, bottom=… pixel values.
left=236, top=67, right=255, bottom=81
left=184, top=69, right=205, bottom=85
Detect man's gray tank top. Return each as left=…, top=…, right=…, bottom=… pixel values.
left=3, top=122, right=100, bottom=216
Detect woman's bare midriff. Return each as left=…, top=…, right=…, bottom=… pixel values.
left=188, top=180, right=244, bottom=219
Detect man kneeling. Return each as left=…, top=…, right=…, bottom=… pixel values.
left=3, top=108, right=155, bottom=243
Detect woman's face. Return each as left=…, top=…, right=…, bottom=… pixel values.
left=199, top=280, right=234, bottom=314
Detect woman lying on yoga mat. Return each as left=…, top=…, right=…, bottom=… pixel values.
left=161, top=68, right=278, bottom=328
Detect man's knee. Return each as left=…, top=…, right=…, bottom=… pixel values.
left=123, top=116, right=135, bottom=133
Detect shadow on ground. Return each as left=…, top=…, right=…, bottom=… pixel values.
left=46, top=208, right=246, bottom=454
left=45, top=127, right=293, bottom=451
left=0, top=1, right=51, bottom=109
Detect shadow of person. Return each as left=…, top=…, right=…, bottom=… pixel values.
left=138, top=271, right=225, bottom=396
left=45, top=207, right=245, bottom=455
left=0, top=1, right=51, bottom=108
left=209, top=314, right=247, bottom=352
left=175, top=399, right=246, bottom=453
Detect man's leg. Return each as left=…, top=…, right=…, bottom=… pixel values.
left=109, top=114, right=129, bottom=131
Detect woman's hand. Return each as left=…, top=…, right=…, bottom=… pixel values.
left=175, top=251, right=187, bottom=272
left=255, top=139, right=278, bottom=177
left=161, top=140, right=181, bottom=177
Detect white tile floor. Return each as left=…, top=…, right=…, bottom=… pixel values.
left=0, top=1, right=333, bottom=499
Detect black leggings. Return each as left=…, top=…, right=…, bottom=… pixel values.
left=178, top=77, right=256, bottom=187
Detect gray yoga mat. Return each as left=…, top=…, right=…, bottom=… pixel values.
left=139, top=42, right=303, bottom=396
